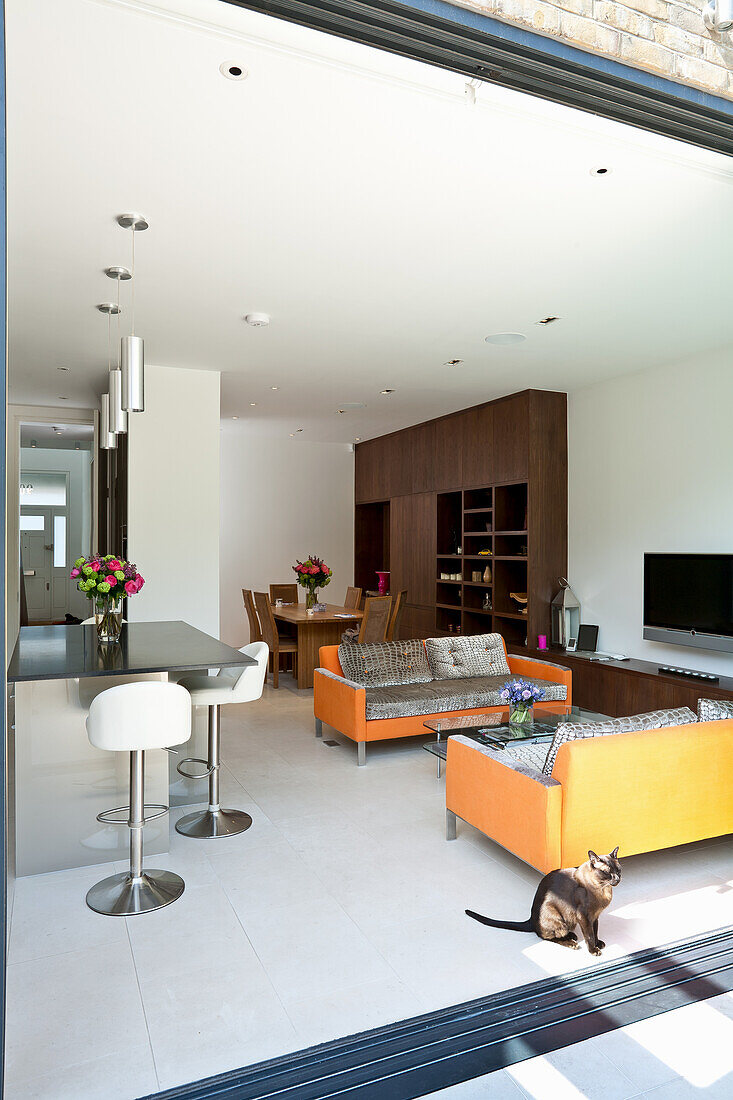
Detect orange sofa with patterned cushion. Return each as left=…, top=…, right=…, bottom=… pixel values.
left=313, top=635, right=571, bottom=765
left=445, top=714, right=733, bottom=873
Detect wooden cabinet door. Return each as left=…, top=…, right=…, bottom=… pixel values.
left=461, top=404, right=494, bottom=487
left=390, top=493, right=435, bottom=609
left=493, top=393, right=529, bottom=482
left=410, top=422, right=435, bottom=494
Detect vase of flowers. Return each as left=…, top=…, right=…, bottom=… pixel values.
left=293, top=554, right=332, bottom=609
left=71, top=555, right=145, bottom=643
left=499, top=678, right=546, bottom=725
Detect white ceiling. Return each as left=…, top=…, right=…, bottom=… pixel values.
left=19, top=423, right=94, bottom=450
left=6, top=0, right=733, bottom=443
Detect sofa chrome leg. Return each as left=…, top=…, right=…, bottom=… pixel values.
left=446, top=809, right=457, bottom=841
left=315, top=717, right=323, bottom=739
left=357, top=742, right=366, bottom=766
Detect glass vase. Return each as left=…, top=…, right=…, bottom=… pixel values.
left=305, top=589, right=319, bottom=610
left=95, top=597, right=123, bottom=644
left=509, top=704, right=532, bottom=726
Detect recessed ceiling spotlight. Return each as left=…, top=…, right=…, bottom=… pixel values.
left=30, top=439, right=37, bottom=448
left=296, top=428, right=304, bottom=433
left=289, top=433, right=295, bottom=437
left=379, top=389, right=395, bottom=395
left=250, top=402, right=257, bottom=407
left=220, top=60, right=248, bottom=81
left=53, top=427, right=63, bottom=435
left=484, top=333, right=526, bottom=346
left=57, top=366, right=70, bottom=372
left=58, top=396, right=68, bottom=401
left=271, top=385, right=278, bottom=391
left=232, top=416, right=239, bottom=420
left=244, top=312, right=270, bottom=327
left=355, top=437, right=362, bottom=442
left=590, top=166, right=611, bottom=176
left=536, top=316, right=560, bottom=325
left=444, top=359, right=464, bottom=367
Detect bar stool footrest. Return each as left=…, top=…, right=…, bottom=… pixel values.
left=176, top=757, right=216, bottom=781
left=96, top=803, right=169, bottom=826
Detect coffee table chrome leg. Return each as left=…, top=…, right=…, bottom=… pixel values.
left=437, top=731, right=442, bottom=780
left=446, top=809, right=457, bottom=841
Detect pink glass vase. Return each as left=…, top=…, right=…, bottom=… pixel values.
left=376, top=571, right=390, bottom=596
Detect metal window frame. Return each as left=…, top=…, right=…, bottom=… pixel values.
left=1, top=1, right=732, bottom=1098
left=224, top=0, right=733, bottom=156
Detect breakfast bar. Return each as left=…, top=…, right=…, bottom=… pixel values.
left=7, top=621, right=253, bottom=876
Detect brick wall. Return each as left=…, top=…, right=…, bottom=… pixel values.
left=451, top=0, right=733, bottom=98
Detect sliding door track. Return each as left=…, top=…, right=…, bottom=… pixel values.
left=223, top=0, right=733, bottom=157
left=149, top=925, right=733, bottom=1099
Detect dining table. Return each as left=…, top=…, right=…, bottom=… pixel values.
left=271, top=603, right=363, bottom=689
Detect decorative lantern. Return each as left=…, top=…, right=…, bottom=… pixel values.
left=551, top=578, right=581, bottom=649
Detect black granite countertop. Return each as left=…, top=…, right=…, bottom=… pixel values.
left=7, top=621, right=255, bottom=683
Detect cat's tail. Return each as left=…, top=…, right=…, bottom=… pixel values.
left=465, top=909, right=533, bottom=932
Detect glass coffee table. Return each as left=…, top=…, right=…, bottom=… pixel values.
left=423, top=706, right=610, bottom=778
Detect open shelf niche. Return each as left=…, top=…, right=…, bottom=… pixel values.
left=436, top=482, right=529, bottom=644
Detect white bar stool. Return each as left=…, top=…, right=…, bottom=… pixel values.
left=85, top=680, right=192, bottom=916
left=175, top=641, right=268, bottom=839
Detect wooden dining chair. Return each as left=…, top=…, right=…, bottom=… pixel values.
left=386, top=589, right=407, bottom=641
left=254, top=592, right=297, bottom=689
left=358, top=595, right=393, bottom=644
left=344, top=586, right=362, bottom=609
left=270, top=583, right=299, bottom=604
left=242, top=589, right=262, bottom=643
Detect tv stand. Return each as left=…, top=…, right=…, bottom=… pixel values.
left=519, top=647, right=733, bottom=716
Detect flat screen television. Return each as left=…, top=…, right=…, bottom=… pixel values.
left=643, top=553, right=733, bottom=654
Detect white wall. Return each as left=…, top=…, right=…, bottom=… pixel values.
left=127, top=365, right=220, bottom=637
left=19, top=446, right=92, bottom=619
left=569, top=348, right=733, bottom=675
left=220, top=428, right=354, bottom=647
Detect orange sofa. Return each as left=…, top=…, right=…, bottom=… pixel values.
left=446, top=717, right=733, bottom=874
left=313, top=640, right=571, bottom=765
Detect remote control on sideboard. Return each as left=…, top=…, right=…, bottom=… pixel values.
left=658, top=665, right=719, bottom=683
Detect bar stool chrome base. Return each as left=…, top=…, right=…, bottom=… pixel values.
left=175, top=807, right=252, bottom=839
left=86, top=869, right=185, bottom=916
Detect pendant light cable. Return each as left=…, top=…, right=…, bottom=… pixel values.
left=131, top=225, right=135, bottom=336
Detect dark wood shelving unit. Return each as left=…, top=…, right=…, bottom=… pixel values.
left=355, top=389, right=567, bottom=642
left=436, top=481, right=531, bottom=644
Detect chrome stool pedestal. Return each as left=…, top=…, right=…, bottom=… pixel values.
left=87, top=750, right=185, bottom=916
left=175, top=703, right=252, bottom=839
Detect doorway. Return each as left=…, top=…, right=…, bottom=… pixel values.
left=17, top=424, right=94, bottom=625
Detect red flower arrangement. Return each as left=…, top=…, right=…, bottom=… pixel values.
left=292, top=554, right=332, bottom=609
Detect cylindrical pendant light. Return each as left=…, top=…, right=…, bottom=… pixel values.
left=103, top=267, right=130, bottom=432
left=121, top=335, right=144, bottom=412
left=100, top=393, right=117, bottom=450
left=117, top=213, right=148, bottom=414
left=109, top=368, right=127, bottom=432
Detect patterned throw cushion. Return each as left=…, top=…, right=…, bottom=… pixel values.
left=698, top=698, right=733, bottom=721
left=364, top=674, right=566, bottom=720
left=542, top=706, right=697, bottom=777
left=337, top=639, right=433, bottom=688
left=424, top=633, right=511, bottom=680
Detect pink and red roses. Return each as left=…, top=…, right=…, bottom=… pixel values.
left=292, top=555, right=332, bottom=606
left=71, top=555, right=145, bottom=603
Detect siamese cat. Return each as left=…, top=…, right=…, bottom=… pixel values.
left=466, top=848, right=621, bottom=956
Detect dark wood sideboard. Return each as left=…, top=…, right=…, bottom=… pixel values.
left=519, top=647, right=733, bottom=717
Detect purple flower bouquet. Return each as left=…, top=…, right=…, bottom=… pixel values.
left=499, top=678, right=546, bottom=725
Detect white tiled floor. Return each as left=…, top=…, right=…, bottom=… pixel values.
left=5, top=682, right=733, bottom=1097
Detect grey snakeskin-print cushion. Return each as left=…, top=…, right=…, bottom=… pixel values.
left=542, top=706, right=697, bottom=777
left=698, top=698, right=733, bottom=721
left=364, top=674, right=566, bottom=720
left=337, top=639, right=433, bottom=687
left=450, top=734, right=559, bottom=788
left=424, top=633, right=511, bottom=680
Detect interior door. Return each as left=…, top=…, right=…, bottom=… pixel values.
left=20, top=509, right=52, bottom=621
